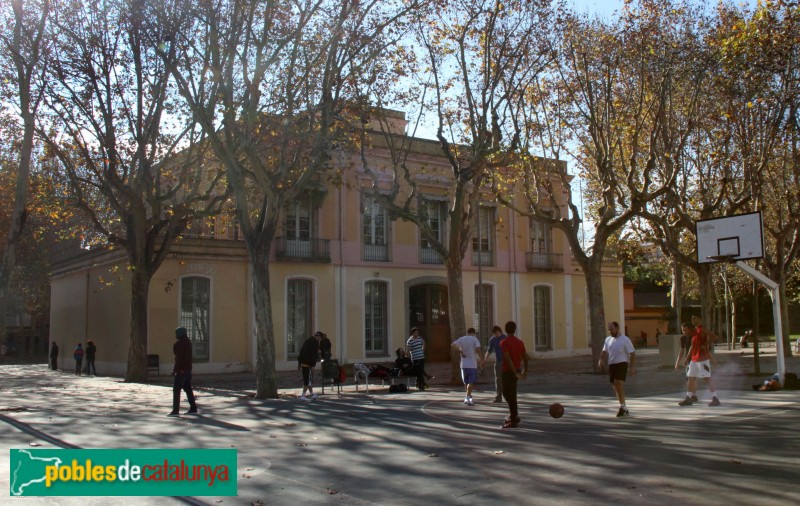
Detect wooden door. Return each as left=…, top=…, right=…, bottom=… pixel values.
left=409, top=284, right=451, bottom=362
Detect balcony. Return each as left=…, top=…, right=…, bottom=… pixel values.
left=420, top=247, right=444, bottom=264
left=275, top=237, right=331, bottom=263
left=472, top=250, right=494, bottom=266
left=526, top=252, right=564, bottom=271
left=363, top=243, right=389, bottom=262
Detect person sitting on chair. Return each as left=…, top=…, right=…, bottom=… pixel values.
left=394, top=348, right=417, bottom=376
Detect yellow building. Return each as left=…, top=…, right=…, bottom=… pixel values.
left=49, top=112, right=624, bottom=375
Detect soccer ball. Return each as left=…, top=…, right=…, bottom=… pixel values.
left=549, top=402, right=565, bottom=418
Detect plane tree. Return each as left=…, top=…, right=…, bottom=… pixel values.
left=161, top=0, right=418, bottom=397
left=0, top=0, right=50, bottom=354
left=714, top=1, right=800, bottom=357
left=39, top=0, right=228, bottom=381
left=495, top=0, right=706, bottom=369
left=357, top=0, right=559, bottom=382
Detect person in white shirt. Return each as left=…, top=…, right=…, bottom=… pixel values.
left=452, top=328, right=482, bottom=406
left=598, top=321, right=636, bottom=417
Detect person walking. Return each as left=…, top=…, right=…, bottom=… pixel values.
left=298, top=331, right=323, bottom=401
left=73, top=343, right=84, bottom=376
left=679, top=316, right=721, bottom=407
left=499, top=321, right=529, bottom=429
left=675, top=322, right=697, bottom=401
left=168, top=327, right=198, bottom=416
left=452, top=328, right=482, bottom=406
left=84, top=340, right=97, bottom=376
left=599, top=321, right=636, bottom=417
left=482, top=325, right=506, bottom=403
left=49, top=341, right=59, bottom=370
left=407, top=327, right=432, bottom=390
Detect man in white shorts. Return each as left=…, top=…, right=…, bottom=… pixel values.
left=452, top=328, right=482, bottom=406
left=679, top=315, right=720, bottom=406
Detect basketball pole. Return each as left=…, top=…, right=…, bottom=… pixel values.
left=734, top=261, right=786, bottom=385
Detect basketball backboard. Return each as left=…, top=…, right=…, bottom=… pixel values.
left=696, top=211, right=764, bottom=264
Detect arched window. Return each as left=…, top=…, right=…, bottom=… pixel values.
left=180, top=276, right=211, bottom=361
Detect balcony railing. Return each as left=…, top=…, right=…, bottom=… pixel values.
left=472, top=250, right=494, bottom=266
left=420, top=247, right=444, bottom=264
left=526, top=252, right=564, bottom=271
left=363, top=243, right=389, bottom=262
left=275, top=237, right=331, bottom=263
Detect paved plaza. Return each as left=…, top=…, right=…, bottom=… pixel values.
left=2, top=348, right=799, bottom=505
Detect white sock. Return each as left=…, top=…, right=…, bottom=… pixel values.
left=711, top=391, right=717, bottom=398
left=687, top=392, right=692, bottom=397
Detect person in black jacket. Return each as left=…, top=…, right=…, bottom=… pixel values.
left=394, top=347, right=417, bottom=376
left=168, top=327, right=198, bottom=416
left=49, top=341, right=59, bottom=370
left=298, top=332, right=322, bottom=401
left=84, top=340, right=97, bottom=376
left=319, top=332, right=332, bottom=361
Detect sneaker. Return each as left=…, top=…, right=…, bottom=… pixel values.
left=463, top=398, right=470, bottom=405
left=493, top=397, right=502, bottom=403
left=678, top=396, right=693, bottom=406
left=184, top=409, right=199, bottom=415
left=299, top=395, right=309, bottom=402
left=167, top=411, right=179, bottom=417
left=467, top=398, right=475, bottom=406
left=691, top=395, right=699, bottom=402
left=502, top=416, right=521, bottom=429
left=310, top=394, right=318, bottom=401
left=616, top=407, right=629, bottom=417
left=708, top=396, right=721, bottom=407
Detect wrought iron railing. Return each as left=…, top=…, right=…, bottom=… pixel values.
left=362, top=243, right=389, bottom=262
left=420, top=247, right=444, bottom=264
left=275, top=237, right=331, bottom=263
left=472, top=250, right=494, bottom=266
left=526, top=252, right=564, bottom=271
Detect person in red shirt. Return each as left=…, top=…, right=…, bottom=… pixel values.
left=499, top=321, right=530, bottom=429
left=678, top=315, right=721, bottom=406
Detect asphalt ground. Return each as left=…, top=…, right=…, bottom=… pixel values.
left=1, top=347, right=799, bottom=505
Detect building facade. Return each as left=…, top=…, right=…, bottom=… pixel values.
left=49, top=113, right=624, bottom=375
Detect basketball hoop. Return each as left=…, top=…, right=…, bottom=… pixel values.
left=707, top=254, right=737, bottom=263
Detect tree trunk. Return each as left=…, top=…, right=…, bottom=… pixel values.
left=125, top=266, right=151, bottom=382
left=584, top=257, right=607, bottom=373
left=445, top=254, right=466, bottom=385
left=0, top=14, right=38, bottom=365
left=670, top=259, right=682, bottom=333
left=250, top=255, right=279, bottom=398
left=697, top=263, right=716, bottom=329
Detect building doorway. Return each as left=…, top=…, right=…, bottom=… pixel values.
left=409, top=284, right=451, bottom=362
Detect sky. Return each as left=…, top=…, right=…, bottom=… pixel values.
left=570, top=0, right=760, bottom=17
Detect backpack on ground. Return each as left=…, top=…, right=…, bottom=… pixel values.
left=388, top=383, right=408, bottom=393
